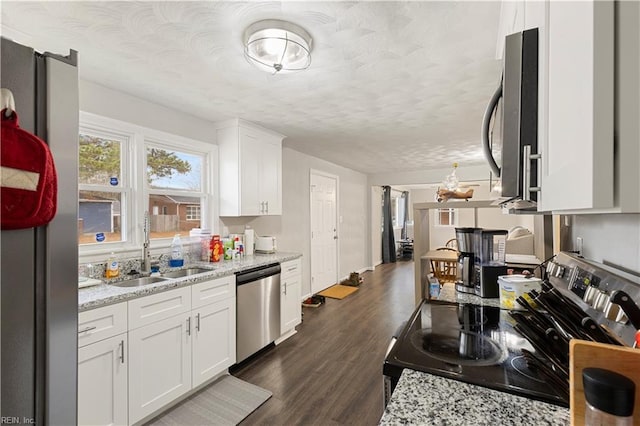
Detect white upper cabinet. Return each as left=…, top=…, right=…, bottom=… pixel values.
left=539, top=0, right=615, bottom=212
left=498, top=0, right=639, bottom=213
left=218, top=119, right=284, bottom=216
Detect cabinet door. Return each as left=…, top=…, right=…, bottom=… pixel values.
left=539, top=0, right=614, bottom=211
left=281, top=275, right=301, bottom=334
left=128, top=312, right=192, bottom=424
left=260, top=137, right=282, bottom=215
left=78, top=334, right=127, bottom=426
left=239, top=128, right=262, bottom=215
left=192, top=298, right=236, bottom=387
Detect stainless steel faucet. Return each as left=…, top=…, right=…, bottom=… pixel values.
left=142, top=211, right=151, bottom=273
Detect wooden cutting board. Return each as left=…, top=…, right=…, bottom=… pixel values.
left=570, top=340, right=640, bottom=425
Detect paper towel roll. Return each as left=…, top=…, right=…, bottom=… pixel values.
left=244, top=228, right=254, bottom=256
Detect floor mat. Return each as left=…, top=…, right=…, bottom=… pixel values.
left=146, top=375, right=272, bottom=426
left=317, top=284, right=359, bottom=300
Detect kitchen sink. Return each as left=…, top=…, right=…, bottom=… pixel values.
left=111, top=276, right=170, bottom=288
left=161, top=268, right=212, bottom=278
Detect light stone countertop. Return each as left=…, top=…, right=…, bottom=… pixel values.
left=435, top=282, right=502, bottom=307
left=380, top=369, right=570, bottom=426
left=78, top=252, right=301, bottom=311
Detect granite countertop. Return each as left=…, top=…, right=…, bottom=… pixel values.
left=435, top=282, right=502, bottom=308
left=79, top=252, right=301, bottom=311
left=380, top=369, right=570, bottom=425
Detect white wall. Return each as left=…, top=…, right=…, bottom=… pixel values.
left=221, top=147, right=369, bottom=298
left=371, top=187, right=383, bottom=266
left=79, top=80, right=219, bottom=143
left=409, top=185, right=535, bottom=249
left=569, top=214, right=640, bottom=273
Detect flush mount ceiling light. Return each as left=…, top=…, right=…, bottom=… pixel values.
left=243, top=19, right=313, bottom=74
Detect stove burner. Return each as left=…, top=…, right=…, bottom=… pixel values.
left=410, top=328, right=504, bottom=366
left=510, top=355, right=545, bottom=383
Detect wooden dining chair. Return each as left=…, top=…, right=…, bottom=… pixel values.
left=430, top=246, right=459, bottom=283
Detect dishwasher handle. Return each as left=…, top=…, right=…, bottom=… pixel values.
left=236, top=263, right=281, bottom=285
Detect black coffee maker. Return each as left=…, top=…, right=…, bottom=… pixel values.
left=473, top=229, right=508, bottom=298
left=454, top=227, right=479, bottom=294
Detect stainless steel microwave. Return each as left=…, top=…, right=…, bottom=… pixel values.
left=482, top=28, right=539, bottom=211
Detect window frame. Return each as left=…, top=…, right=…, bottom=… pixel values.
left=143, top=135, right=209, bottom=243
left=79, top=112, right=218, bottom=262
left=434, top=208, right=458, bottom=227
left=185, top=205, right=201, bottom=221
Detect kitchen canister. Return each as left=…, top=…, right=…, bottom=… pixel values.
left=582, top=367, right=635, bottom=425
left=497, top=274, right=542, bottom=310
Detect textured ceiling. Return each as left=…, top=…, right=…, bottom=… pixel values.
left=1, top=1, right=501, bottom=175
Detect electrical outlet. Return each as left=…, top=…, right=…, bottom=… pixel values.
left=576, top=237, right=583, bottom=257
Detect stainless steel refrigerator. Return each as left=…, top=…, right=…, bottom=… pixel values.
left=1, top=37, right=79, bottom=425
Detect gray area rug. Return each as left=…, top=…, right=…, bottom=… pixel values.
left=146, top=375, right=272, bottom=426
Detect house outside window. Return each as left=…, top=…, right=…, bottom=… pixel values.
left=435, top=208, right=458, bottom=227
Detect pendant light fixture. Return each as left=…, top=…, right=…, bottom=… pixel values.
left=243, top=19, right=313, bottom=74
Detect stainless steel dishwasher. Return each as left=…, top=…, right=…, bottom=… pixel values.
left=235, top=263, right=281, bottom=363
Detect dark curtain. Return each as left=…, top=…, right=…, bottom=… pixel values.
left=401, top=191, right=409, bottom=240
left=381, top=186, right=396, bottom=263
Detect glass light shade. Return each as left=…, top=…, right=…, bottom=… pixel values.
left=244, top=20, right=312, bottom=74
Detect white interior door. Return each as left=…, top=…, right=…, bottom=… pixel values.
left=310, top=171, right=338, bottom=294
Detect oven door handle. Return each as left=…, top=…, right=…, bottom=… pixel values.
left=385, top=322, right=407, bottom=357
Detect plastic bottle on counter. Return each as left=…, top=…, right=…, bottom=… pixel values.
left=583, top=368, right=635, bottom=426
left=169, top=234, right=184, bottom=267
left=223, top=238, right=233, bottom=260
left=105, top=252, right=119, bottom=278
left=210, top=235, right=223, bottom=262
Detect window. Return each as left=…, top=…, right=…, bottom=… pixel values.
left=186, top=205, right=201, bottom=221
left=391, top=190, right=406, bottom=228
left=78, top=112, right=215, bottom=254
left=145, top=144, right=205, bottom=239
left=435, top=208, right=458, bottom=227
left=78, top=131, right=129, bottom=245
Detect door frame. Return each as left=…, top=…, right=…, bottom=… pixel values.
left=309, top=169, right=340, bottom=294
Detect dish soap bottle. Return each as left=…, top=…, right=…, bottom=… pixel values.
left=105, top=252, right=119, bottom=278
left=169, top=234, right=184, bottom=267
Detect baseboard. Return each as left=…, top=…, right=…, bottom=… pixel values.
left=339, top=266, right=374, bottom=281
left=275, top=328, right=297, bottom=345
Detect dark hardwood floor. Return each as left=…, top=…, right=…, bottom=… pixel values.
left=232, top=260, right=417, bottom=426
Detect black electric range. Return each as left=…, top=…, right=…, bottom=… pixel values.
left=384, top=252, right=640, bottom=410
left=383, top=300, right=569, bottom=407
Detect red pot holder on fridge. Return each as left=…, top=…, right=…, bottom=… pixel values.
left=1, top=109, right=58, bottom=229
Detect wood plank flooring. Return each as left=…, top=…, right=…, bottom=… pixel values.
left=231, top=260, right=417, bottom=426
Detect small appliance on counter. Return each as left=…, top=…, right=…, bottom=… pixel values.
left=454, top=227, right=479, bottom=294
left=474, top=229, right=508, bottom=298
left=255, top=235, right=277, bottom=253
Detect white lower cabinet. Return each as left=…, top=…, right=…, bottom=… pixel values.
left=192, top=298, right=236, bottom=387
left=280, top=259, right=302, bottom=335
left=128, top=311, right=192, bottom=424
left=78, top=334, right=128, bottom=426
